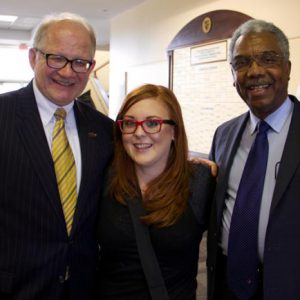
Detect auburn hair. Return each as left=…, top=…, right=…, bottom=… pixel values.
left=109, top=84, right=193, bottom=227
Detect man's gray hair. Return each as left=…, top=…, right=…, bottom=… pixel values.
left=32, top=12, right=96, bottom=55
left=229, top=19, right=289, bottom=62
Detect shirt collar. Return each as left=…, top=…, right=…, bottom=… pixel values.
left=248, top=96, right=293, bottom=135
left=33, top=79, right=75, bottom=126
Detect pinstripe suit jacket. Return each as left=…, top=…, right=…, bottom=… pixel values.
left=207, top=96, right=300, bottom=300
left=0, top=82, right=114, bottom=300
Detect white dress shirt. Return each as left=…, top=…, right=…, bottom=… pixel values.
left=221, top=97, right=293, bottom=261
left=33, top=79, right=82, bottom=193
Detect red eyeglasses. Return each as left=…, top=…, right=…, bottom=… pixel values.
left=117, top=119, right=176, bottom=134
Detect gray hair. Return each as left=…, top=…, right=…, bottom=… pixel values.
left=32, top=12, right=96, bottom=55
left=229, top=19, right=289, bottom=62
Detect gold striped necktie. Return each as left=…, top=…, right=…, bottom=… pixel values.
left=52, top=108, right=77, bottom=235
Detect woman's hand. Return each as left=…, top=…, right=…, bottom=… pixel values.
left=190, top=157, right=218, bottom=177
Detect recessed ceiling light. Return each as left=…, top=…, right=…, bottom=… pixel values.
left=0, top=15, right=18, bottom=23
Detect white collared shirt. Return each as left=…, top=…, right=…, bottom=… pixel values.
left=33, top=79, right=82, bottom=193
left=221, top=97, right=293, bottom=261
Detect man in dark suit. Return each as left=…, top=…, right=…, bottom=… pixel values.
left=0, top=12, right=113, bottom=300
left=207, top=19, right=300, bottom=299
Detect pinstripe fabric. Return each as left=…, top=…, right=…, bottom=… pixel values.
left=0, top=82, right=114, bottom=300
left=52, top=108, right=77, bottom=235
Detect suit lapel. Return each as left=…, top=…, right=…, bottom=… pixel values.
left=271, top=97, right=300, bottom=211
left=15, top=83, right=66, bottom=227
left=215, top=113, right=248, bottom=221
left=71, top=102, right=95, bottom=233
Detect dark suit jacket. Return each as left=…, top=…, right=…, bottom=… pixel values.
left=207, top=95, right=300, bottom=300
left=0, top=82, right=114, bottom=300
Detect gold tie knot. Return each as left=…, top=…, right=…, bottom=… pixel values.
left=54, top=108, right=67, bottom=121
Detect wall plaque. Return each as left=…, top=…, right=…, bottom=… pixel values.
left=190, top=40, right=227, bottom=65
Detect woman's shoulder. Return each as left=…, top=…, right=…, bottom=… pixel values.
left=188, top=162, right=216, bottom=225
left=190, top=162, right=213, bottom=182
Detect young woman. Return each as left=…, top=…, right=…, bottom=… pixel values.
left=97, top=84, right=215, bottom=299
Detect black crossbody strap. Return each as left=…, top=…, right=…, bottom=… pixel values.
left=128, top=199, right=170, bottom=300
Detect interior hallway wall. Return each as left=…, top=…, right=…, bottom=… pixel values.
left=108, top=0, right=300, bottom=120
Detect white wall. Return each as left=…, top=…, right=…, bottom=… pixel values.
left=0, top=46, right=33, bottom=82
left=109, top=0, right=300, bottom=119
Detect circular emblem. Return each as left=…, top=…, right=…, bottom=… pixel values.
left=202, top=16, right=212, bottom=34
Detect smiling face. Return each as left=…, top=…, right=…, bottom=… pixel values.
left=29, top=20, right=95, bottom=106
left=121, top=97, right=175, bottom=177
left=231, top=31, right=291, bottom=119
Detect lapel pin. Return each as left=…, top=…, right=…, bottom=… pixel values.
left=88, top=132, right=97, bottom=138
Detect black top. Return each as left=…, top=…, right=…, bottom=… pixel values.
left=97, top=164, right=215, bottom=299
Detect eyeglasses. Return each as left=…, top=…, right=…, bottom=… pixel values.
left=230, top=51, right=283, bottom=71
left=35, top=48, right=94, bottom=73
left=117, top=119, right=176, bottom=134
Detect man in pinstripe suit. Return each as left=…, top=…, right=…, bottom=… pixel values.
left=0, top=12, right=113, bottom=300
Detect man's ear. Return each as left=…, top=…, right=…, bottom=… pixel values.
left=231, top=68, right=236, bottom=87
left=28, top=48, right=37, bottom=70
left=87, top=60, right=96, bottom=75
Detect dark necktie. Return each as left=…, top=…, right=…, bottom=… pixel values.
left=227, top=120, right=270, bottom=299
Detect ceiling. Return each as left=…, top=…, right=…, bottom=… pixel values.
left=0, top=0, right=146, bottom=49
